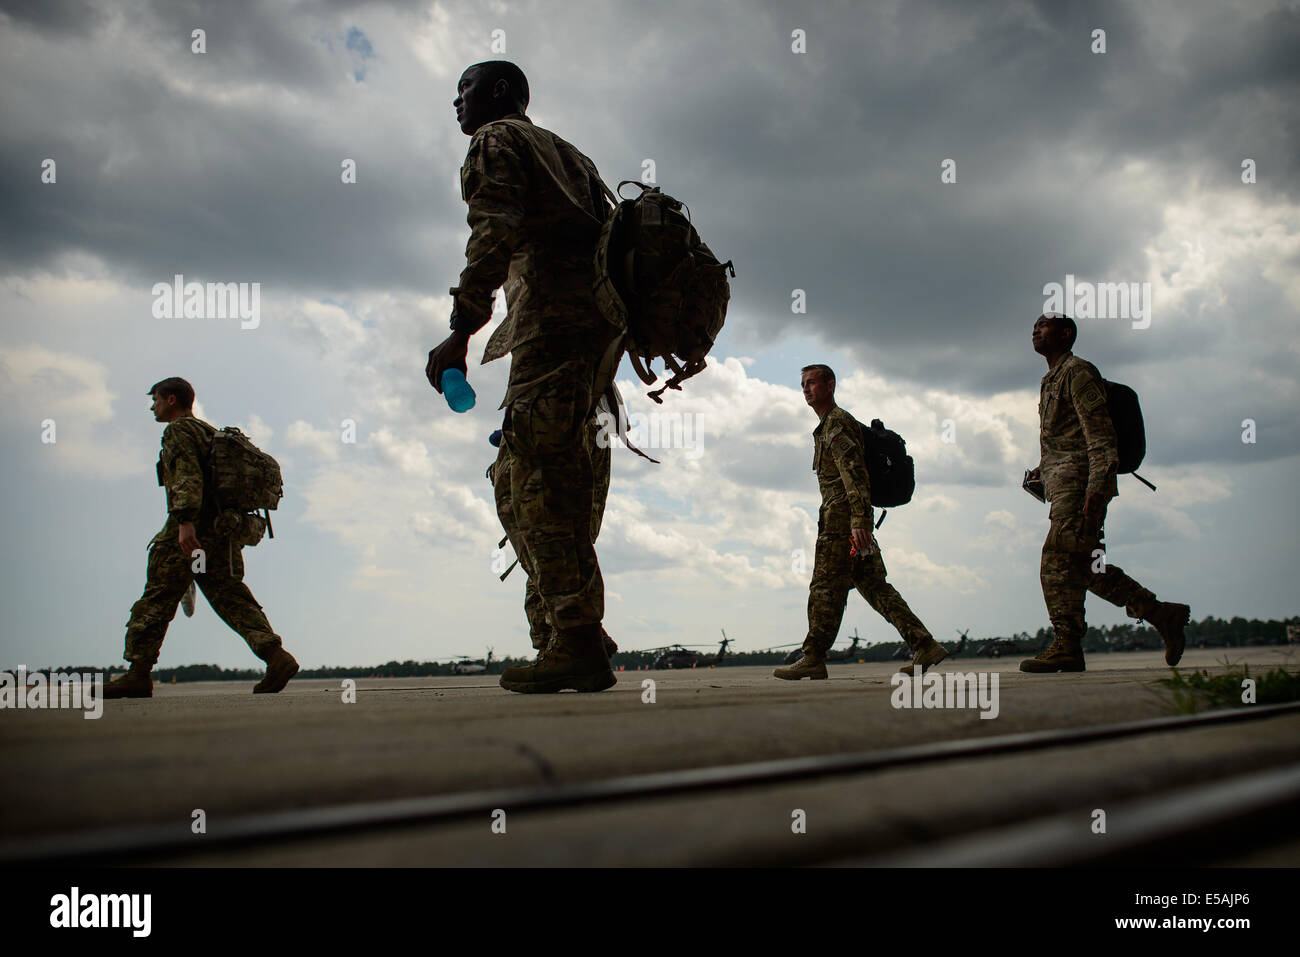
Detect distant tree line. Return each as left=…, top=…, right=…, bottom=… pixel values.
left=23, top=616, right=1295, bottom=682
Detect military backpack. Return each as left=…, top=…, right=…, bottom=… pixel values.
left=1101, top=381, right=1145, bottom=473
left=858, top=417, right=915, bottom=519
left=1102, top=380, right=1155, bottom=489
left=593, top=181, right=735, bottom=403
left=203, top=424, right=283, bottom=542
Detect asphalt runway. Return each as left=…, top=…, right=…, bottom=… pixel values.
left=2, top=647, right=1297, bottom=866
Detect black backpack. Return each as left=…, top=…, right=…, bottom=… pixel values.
left=858, top=417, right=915, bottom=513
left=592, top=181, right=735, bottom=403
left=1102, top=381, right=1144, bottom=473
left=1103, top=381, right=1155, bottom=490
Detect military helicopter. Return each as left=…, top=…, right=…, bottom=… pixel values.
left=976, top=632, right=1045, bottom=657
left=450, top=648, right=494, bottom=674
left=780, top=628, right=867, bottom=665
left=897, top=628, right=970, bottom=662
left=649, top=632, right=734, bottom=669
left=1112, top=633, right=1164, bottom=652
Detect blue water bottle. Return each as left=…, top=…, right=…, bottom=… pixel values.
left=441, top=368, right=476, bottom=413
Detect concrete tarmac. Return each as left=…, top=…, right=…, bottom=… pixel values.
left=1, top=647, right=1296, bottom=865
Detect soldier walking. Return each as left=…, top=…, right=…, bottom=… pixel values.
left=427, top=61, right=622, bottom=693
left=1022, top=314, right=1189, bottom=672
left=103, top=377, right=298, bottom=698
left=776, top=364, right=948, bottom=680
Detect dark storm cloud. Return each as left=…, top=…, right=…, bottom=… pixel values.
left=2, top=0, right=1295, bottom=469
left=0, top=0, right=107, bottom=37
left=653, top=0, right=1298, bottom=390
left=0, top=0, right=461, bottom=293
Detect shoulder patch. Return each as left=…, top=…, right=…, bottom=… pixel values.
left=1075, top=377, right=1107, bottom=413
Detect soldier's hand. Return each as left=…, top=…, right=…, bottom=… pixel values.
left=851, top=527, right=877, bottom=556
left=178, top=521, right=202, bottom=557
left=1082, top=492, right=1106, bottom=539
left=426, top=330, right=471, bottom=393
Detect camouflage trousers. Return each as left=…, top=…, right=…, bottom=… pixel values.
left=1041, top=488, right=1159, bottom=645
left=804, top=505, right=932, bottom=655
left=493, top=335, right=607, bottom=633
left=123, top=525, right=282, bottom=666
left=517, top=413, right=611, bottom=647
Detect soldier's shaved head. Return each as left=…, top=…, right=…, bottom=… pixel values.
left=1033, top=313, right=1076, bottom=361
left=455, top=61, right=529, bottom=134
left=801, top=364, right=835, bottom=386
left=800, top=364, right=836, bottom=415
left=1036, top=313, right=1077, bottom=349
left=148, top=377, right=194, bottom=409
left=468, top=61, right=529, bottom=109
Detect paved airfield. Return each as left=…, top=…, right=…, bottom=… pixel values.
left=2, top=647, right=1297, bottom=866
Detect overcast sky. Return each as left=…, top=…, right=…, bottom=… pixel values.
left=2, top=0, right=1297, bottom=670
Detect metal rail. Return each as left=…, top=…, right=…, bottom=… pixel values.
left=842, top=761, right=1300, bottom=867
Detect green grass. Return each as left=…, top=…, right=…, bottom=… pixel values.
left=1152, top=656, right=1300, bottom=714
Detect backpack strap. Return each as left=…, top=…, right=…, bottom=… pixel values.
left=647, top=358, right=707, bottom=404
left=598, top=179, right=621, bottom=207
left=629, top=352, right=658, bottom=386
left=192, top=420, right=224, bottom=516
left=600, top=382, right=660, bottom=463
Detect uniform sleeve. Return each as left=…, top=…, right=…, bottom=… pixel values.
left=452, top=127, right=529, bottom=333
left=1068, top=365, right=1120, bottom=499
left=826, top=418, right=874, bottom=528
left=162, top=424, right=206, bottom=522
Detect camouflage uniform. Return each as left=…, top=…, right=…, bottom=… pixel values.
left=122, top=416, right=283, bottom=665
left=493, top=412, right=611, bottom=648
left=1037, top=352, right=1158, bottom=646
left=453, top=113, right=621, bottom=633
left=803, top=406, right=932, bottom=656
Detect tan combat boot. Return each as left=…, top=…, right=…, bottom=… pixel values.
left=1019, top=636, right=1085, bottom=673
left=774, top=652, right=828, bottom=681
left=499, top=623, right=616, bottom=694
left=539, top=627, right=617, bottom=658
left=102, top=661, right=153, bottom=699
left=601, top=627, right=618, bottom=659
left=253, top=647, right=299, bottom=694
left=899, top=637, right=949, bottom=676
left=1145, top=602, right=1190, bottom=667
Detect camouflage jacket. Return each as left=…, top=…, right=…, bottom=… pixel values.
left=813, top=406, right=873, bottom=528
left=451, top=113, right=612, bottom=362
left=153, top=415, right=217, bottom=539
left=1038, top=352, right=1119, bottom=502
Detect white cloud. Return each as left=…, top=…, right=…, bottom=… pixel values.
left=240, top=413, right=274, bottom=447
left=0, top=343, right=141, bottom=477
left=372, top=427, right=434, bottom=478
left=886, top=547, right=987, bottom=595
left=286, top=419, right=341, bottom=462
left=918, top=494, right=960, bottom=513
